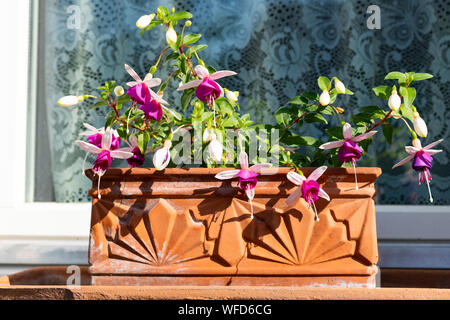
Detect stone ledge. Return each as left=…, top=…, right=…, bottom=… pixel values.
left=1, top=285, right=450, bottom=300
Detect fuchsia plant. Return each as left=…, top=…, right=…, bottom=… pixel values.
left=59, top=6, right=444, bottom=210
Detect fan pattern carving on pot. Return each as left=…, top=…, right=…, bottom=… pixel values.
left=243, top=199, right=360, bottom=265
left=104, top=198, right=210, bottom=266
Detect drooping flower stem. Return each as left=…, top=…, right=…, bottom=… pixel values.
left=424, top=170, right=434, bottom=203
left=153, top=46, right=170, bottom=72
left=311, top=201, right=319, bottom=221
left=352, top=159, right=359, bottom=191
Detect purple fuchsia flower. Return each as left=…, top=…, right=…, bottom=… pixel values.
left=78, top=123, right=121, bottom=175
left=319, top=122, right=377, bottom=190
left=177, top=65, right=237, bottom=125
left=76, top=127, right=133, bottom=199
left=124, top=64, right=180, bottom=129
left=215, top=152, right=273, bottom=218
left=392, top=138, right=443, bottom=203
left=125, top=64, right=162, bottom=105
left=121, top=134, right=153, bottom=168
left=286, top=166, right=330, bottom=221
left=139, top=99, right=163, bottom=121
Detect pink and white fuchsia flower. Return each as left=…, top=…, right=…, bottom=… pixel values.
left=392, top=138, right=443, bottom=203
left=319, top=122, right=377, bottom=190
left=125, top=64, right=179, bottom=130
left=286, top=166, right=330, bottom=221
left=215, top=152, right=272, bottom=218
left=76, top=127, right=133, bottom=199
left=177, top=65, right=237, bottom=125
left=153, top=140, right=172, bottom=171
left=78, top=123, right=121, bottom=175
left=121, top=134, right=153, bottom=168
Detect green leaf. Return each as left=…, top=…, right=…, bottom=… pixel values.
left=345, top=88, right=354, bottom=95
left=140, top=20, right=163, bottom=35
left=282, top=135, right=320, bottom=147
left=274, top=107, right=293, bottom=126
left=201, top=111, right=214, bottom=122
left=288, top=96, right=308, bottom=105
left=116, top=125, right=128, bottom=140
left=359, top=105, right=387, bottom=119
left=326, top=126, right=344, bottom=139
left=137, top=131, right=150, bottom=154
left=186, top=44, right=207, bottom=58
left=399, top=86, right=416, bottom=109
left=399, top=103, right=414, bottom=122
left=384, top=72, right=406, bottom=81
left=301, top=91, right=319, bottom=101
left=176, top=56, right=187, bottom=74
left=89, top=95, right=131, bottom=110
left=304, top=113, right=328, bottom=124
left=317, top=105, right=334, bottom=115
left=222, top=116, right=239, bottom=127
left=301, top=104, right=319, bottom=112
left=163, top=52, right=179, bottom=64
left=104, top=110, right=116, bottom=128
left=215, top=97, right=234, bottom=115
left=412, top=73, right=433, bottom=81
left=181, top=88, right=195, bottom=111
left=372, top=85, right=392, bottom=100
left=182, top=33, right=201, bottom=45
left=317, top=76, right=331, bottom=91
left=170, top=11, right=193, bottom=22
left=352, top=112, right=373, bottom=126
left=382, top=123, right=393, bottom=144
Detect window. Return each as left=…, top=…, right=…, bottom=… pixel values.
left=1, top=0, right=449, bottom=275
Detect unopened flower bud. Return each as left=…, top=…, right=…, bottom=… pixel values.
left=136, top=14, right=155, bottom=29
left=413, top=112, right=428, bottom=138
left=335, top=79, right=346, bottom=94
left=208, top=133, right=223, bottom=162
left=203, top=128, right=211, bottom=142
left=388, top=89, right=401, bottom=111
left=335, top=107, right=345, bottom=114
left=166, top=25, right=177, bottom=45
left=153, top=140, right=172, bottom=170
left=57, top=95, right=84, bottom=107
left=114, top=86, right=124, bottom=97
left=185, top=20, right=192, bottom=27
left=412, top=138, right=422, bottom=149
left=319, top=90, right=330, bottom=106
left=225, top=88, right=239, bottom=102
left=171, top=7, right=175, bottom=14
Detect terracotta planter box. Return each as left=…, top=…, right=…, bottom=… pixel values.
left=85, top=167, right=381, bottom=287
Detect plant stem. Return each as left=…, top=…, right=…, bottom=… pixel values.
left=365, top=110, right=392, bottom=133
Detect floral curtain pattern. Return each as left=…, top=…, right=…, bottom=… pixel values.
left=40, top=0, right=449, bottom=204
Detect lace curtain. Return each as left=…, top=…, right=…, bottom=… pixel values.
left=37, top=0, right=449, bottom=204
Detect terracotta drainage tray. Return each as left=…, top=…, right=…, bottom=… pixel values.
left=1, top=266, right=450, bottom=300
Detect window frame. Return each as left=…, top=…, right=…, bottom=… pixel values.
left=0, top=0, right=448, bottom=272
